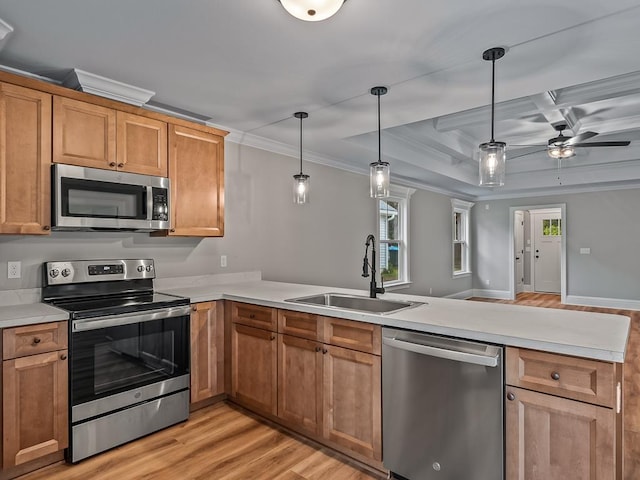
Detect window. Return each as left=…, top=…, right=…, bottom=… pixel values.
left=452, top=199, right=474, bottom=276
left=378, top=186, right=415, bottom=287
left=542, top=218, right=561, bottom=236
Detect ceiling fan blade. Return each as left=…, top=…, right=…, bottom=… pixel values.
left=566, top=131, right=598, bottom=145
left=573, top=141, right=631, bottom=147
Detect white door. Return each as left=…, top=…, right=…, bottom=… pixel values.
left=514, top=211, right=525, bottom=294
left=532, top=210, right=561, bottom=293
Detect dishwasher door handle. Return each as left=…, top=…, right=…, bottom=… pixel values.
left=382, top=337, right=499, bottom=367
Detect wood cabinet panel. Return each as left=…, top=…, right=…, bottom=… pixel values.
left=3, top=350, right=68, bottom=468
left=322, top=344, right=382, bottom=461
left=190, top=302, right=224, bottom=404
left=505, top=386, right=615, bottom=480
left=278, top=309, right=322, bottom=341
left=230, top=302, right=277, bottom=331
left=53, top=96, right=116, bottom=169
left=277, top=334, right=323, bottom=435
left=3, top=322, right=68, bottom=360
left=323, top=317, right=381, bottom=355
left=507, top=347, right=616, bottom=407
left=116, top=111, right=168, bottom=176
left=0, top=83, right=52, bottom=234
left=167, top=124, right=224, bottom=237
left=231, top=323, right=277, bottom=416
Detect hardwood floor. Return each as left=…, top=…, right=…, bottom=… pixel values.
left=17, top=402, right=381, bottom=480
left=470, top=292, right=640, bottom=480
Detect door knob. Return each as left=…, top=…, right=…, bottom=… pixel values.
left=515, top=256, right=520, bottom=260
left=535, top=255, right=539, bottom=259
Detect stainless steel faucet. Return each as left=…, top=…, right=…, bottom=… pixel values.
left=362, top=234, right=385, bottom=298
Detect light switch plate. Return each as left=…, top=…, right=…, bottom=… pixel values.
left=580, top=248, right=591, bottom=255
left=220, top=255, right=227, bottom=268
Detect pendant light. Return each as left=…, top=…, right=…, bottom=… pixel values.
left=293, top=112, right=310, bottom=204
left=277, top=0, right=346, bottom=22
left=478, top=47, right=507, bottom=187
left=370, top=86, right=390, bottom=198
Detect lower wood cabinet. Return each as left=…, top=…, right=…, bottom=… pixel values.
left=190, top=301, right=224, bottom=405
left=230, top=322, right=277, bottom=416
left=2, top=322, right=68, bottom=469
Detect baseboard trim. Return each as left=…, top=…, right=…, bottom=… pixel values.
left=565, top=295, right=640, bottom=311
left=445, top=289, right=474, bottom=300
left=471, top=289, right=512, bottom=300
left=523, top=284, right=533, bottom=292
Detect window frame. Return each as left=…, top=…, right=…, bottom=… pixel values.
left=451, top=198, right=474, bottom=277
left=376, top=185, right=415, bottom=289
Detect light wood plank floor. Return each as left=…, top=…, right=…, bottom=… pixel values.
left=18, top=403, right=381, bottom=480
left=470, top=292, right=640, bottom=480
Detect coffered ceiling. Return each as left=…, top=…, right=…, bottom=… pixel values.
left=0, top=0, right=639, bottom=199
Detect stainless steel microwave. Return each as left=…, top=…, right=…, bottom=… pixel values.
left=52, top=164, right=170, bottom=231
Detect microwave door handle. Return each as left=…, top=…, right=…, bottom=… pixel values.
left=146, top=186, right=153, bottom=221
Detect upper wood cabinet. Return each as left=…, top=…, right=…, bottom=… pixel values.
left=116, top=111, right=168, bottom=177
left=167, top=124, right=224, bottom=237
left=0, top=83, right=52, bottom=234
left=53, top=96, right=116, bottom=169
left=190, top=301, right=224, bottom=405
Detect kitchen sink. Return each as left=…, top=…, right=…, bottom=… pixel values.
left=285, top=293, right=424, bottom=315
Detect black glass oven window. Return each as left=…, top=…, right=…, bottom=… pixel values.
left=61, top=177, right=147, bottom=219
left=71, top=316, right=188, bottom=405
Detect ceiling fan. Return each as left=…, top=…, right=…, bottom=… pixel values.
left=512, top=123, right=631, bottom=159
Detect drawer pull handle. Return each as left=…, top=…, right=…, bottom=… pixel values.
left=507, top=392, right=515, bottom=401
left=551, top=371, right=560, bottom=381
left=60, top=354, right=67, bottom=360
left=33, top=337, right=41, bottom=344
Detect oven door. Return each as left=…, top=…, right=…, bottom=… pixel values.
left=70, top=306, right=189, bottom=421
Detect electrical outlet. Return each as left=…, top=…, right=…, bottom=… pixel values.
left=220, top=255, right=227, bottom=268
left=429, top=287, right=433, bottom=295
left=8, top=261, right=21, bottom=279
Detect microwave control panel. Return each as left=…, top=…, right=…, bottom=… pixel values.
left=152, top=188, right=169, bottom=221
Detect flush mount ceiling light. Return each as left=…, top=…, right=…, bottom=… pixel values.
left=277, top=0, right=346, bottom=21
left=370, top=86, right=390, bottom=199
left=293, top=112, right=310, bottom=204
left=478, top=47, right=507, bottom=187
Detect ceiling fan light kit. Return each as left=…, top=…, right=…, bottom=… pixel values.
left=369, top=86, right=391, bottom=199
left=293, top=111, right=310, bottom=204
left=479, top=47, right=507, bottom=187
left=278, top=0, right=346, bottom=21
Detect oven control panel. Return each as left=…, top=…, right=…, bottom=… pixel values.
left=45, top=259, right=155, bottom=285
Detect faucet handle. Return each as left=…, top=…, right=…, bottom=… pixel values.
left=379, top=275, right=385, bottom=294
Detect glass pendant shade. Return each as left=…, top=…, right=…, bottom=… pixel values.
left=293, top=173, right=310, bottom=204
left=370, top=161, right=390, bottom=198
left=278, top=0, right=345, bottom=21
left=547, top=145, right=575, bottom=159
left=478, top=141, right=506, bottom=187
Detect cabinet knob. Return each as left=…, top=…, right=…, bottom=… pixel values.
left=322, top=348, right=328, bottom=354
left=60, top=353, right=67, bottom=360
left=507, top=392, right=515, bottom=401
left=551, top=371, right=560, bottom=381
left=315, top=346, right=321, bottom=353
left=33, top=337, right=41, bottom=344
left=249, top=314, right=256, bottom=319
left=43, top=225, right=51, bottom=231
left=270, top=335, right=276, bottom=341
left=109, top=162, right=116, bottom=167
left=170, top=229, right=176, bottom=233
left=192, top=306, right=197, bottom=312
left=117, top=163, right=124, bottom=168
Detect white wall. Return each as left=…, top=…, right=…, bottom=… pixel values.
left=472, top=188, right=640, bottom=305
left=0, top=143, right=470, bottom=298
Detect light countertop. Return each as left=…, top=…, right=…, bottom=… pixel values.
left=0, top=279, right=630, bottom=363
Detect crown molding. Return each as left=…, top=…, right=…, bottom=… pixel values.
left=0, top=17, right=13, bottom=40
left=62, top=68, right=155, bottom=106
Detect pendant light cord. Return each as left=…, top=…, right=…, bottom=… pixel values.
left=490, top=57, right=496, bottom=142
left=299, top=115, right=303, bottom=175
left=377, top=92, right=382, bottom=162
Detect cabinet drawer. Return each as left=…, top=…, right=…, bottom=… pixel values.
left=506, top=347, right=617, bottom=407
left=323, top=317, right=381, bottom=355
left=3, top=322, right=68, bottom=360
left=230, top=302, right=277, bottom=331
left=278, top=309, right=322, bottom=341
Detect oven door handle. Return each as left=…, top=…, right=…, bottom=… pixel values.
left=72, top=305, right=191, bottom=332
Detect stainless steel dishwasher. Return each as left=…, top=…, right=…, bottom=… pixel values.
left=382, top=327, right=504, bottom=480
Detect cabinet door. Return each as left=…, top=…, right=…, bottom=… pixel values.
left=190, top=302, right=224, bottom=404
left=505, top=386, right=616, bottom=480
left=277, top=334, right=322, bottom=435
left=116, top=111, right=168, bottom=176
left=0, top=83, right=51, bottom=234
left=168, top=124, right=224, bottom=236
left=3, top=350, right=68, bottom=467
left=231, top=323, right=277, bottom=416
left=322, top=345, right=382, bottom=461
left=53, top=96, right=116, bottom=169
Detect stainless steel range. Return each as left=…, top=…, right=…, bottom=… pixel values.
left=43, top=259, right=190, bottom=463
